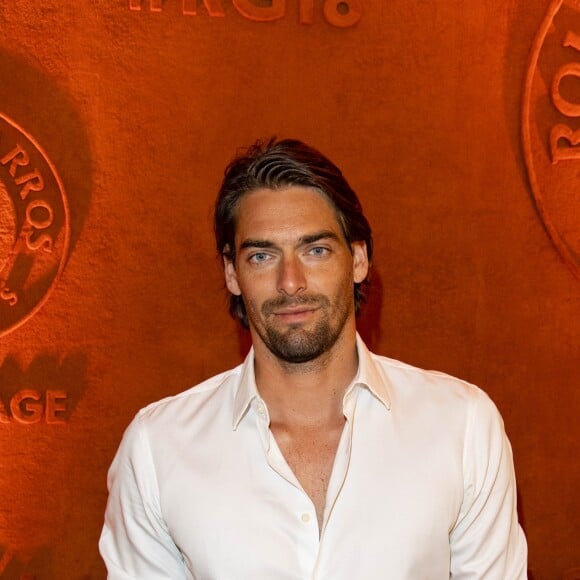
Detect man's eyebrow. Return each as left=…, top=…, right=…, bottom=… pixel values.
left=239, top=231, right=341, bottom=251
left=239, top=239, right=276, bottom=251
left=300, top=231, right=340, bottom=245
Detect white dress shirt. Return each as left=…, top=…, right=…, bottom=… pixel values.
left=99, top=336, right=527, bottom=579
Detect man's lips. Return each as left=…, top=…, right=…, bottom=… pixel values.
left=271, top=306, right=319, bottom=320
left=274, top=305, right=317, bottom=314
left=262, top=295, right=328, bottom=319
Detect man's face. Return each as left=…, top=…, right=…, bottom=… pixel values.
left=224, top=186, right=368, bottom=364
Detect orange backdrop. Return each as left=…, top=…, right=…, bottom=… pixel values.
left=0, top=1, right=578, bottom=578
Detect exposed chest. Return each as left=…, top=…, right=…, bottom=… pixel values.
left=271, top=423, right=345, bottom=529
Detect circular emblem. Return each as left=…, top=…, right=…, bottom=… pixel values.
left=522, top=0, right=580, bottom=279
left=0, top=113, right=70, bottom=337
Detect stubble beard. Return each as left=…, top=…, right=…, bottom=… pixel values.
left=254, top=293, right=352, bottom=364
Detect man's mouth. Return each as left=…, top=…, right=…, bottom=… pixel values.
left=262, top=294, right=328, bottom=322
left=272, top=305, right=319, bottom=322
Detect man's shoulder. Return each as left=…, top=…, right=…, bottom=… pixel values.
left=365, top=349, right=502, bottom=433
left=134, top=363, right=244, bottom=425
left=367, top=349, right=485, bottom=404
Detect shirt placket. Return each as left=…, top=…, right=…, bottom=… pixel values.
left=311, top=385, right=359, bottom=579
left=253, top=398, right=321, bottom=578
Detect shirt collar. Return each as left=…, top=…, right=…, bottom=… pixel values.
left=350, top=334, right=391, bottom=411
left=232, top=348, right=260, bottom=430
left=232, top=333, right=392, bottom=430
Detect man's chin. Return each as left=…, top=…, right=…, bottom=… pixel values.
left=264, top=328, right=328, bottom=364
left=269, top=345, right=324, bottom=365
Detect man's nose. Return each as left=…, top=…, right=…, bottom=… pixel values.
left=277, top=255, right=306, bottom=296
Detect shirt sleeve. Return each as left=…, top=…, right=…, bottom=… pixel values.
left=449, top=387, right=528, bottom=579
left=99, top=415, right=188, bottom=579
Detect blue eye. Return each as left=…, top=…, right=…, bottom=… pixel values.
left=249, top=252, right=270, bottom=263
left=309, top=247, right=328, bottom=257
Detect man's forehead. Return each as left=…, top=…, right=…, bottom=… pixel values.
left=233, top=186, right=345, bottom=244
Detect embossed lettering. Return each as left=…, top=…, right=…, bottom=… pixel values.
left=323, top=0, right=362, bottom=27
left=131, top=0, right=226, bottom=13
left=129, top=0, right=162, bottom=11
left=25, top=231, right=54, bottom=253
left=552, top=30, right=580, bottom=117
left=15, top=168, right=45, bottom=201
left=563, top=30, right=580, bottom=52
left=24, top=200, right=54, bottom=253
left=46, top=389, right=68, bottom=424
left=1, top=389, right=69, bottom=423
left=550, top=124, right=580, bottom=162
left=552, top=62, right=580, bottom=117
left=128, top=0, right=363, bottom=26
left=0, top=145, right=29, bottom=178
left=233, top=0, right=285, bottom=21
left=183, top=0, right=225, bottom=16
left=549, top=30, right=580, bottom=163
left=25, top=199, right=53, bottom=230
left=11, top=389, right=43, bottom=424
left=0, top=285, right=18, bottom=306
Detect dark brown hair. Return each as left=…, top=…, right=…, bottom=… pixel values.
left=214, top=138, right=373, bottom=328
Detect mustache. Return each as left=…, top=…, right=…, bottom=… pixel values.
left=261, top=294, right=330, bottom=315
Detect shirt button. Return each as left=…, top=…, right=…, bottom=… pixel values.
left=301, top=513, right=311, bottom=523
left=256, top=402, right=266, bottom=416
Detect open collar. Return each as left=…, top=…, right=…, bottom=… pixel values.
left=232, top=333, right=392, bottom=430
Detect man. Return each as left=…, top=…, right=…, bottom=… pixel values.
left=100, top=139, right=528, bottom=579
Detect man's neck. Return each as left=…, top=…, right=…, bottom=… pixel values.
left=252, top=330, right=359, bottom=428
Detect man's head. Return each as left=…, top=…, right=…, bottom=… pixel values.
left=214, top=138, right=373, bottom=331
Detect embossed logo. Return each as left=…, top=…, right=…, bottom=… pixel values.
left=0, top=114, right=70, bottom=336
left=522, top=0, right=580, bottom=278
left=129, top=0, right=363, bottom=27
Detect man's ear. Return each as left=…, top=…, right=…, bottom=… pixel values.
left=223, top=247, right=242, bottom=296
left=352, top=241, right=369, bottom=284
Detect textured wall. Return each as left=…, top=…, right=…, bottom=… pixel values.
left=0, top=1, right=578, bottom=578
